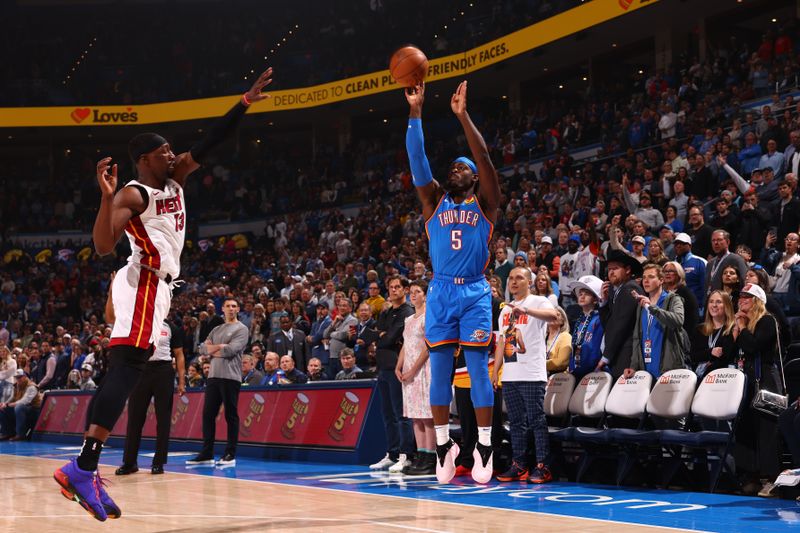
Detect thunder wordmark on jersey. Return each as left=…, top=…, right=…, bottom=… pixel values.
left=425, top=193, right=493, bottom=278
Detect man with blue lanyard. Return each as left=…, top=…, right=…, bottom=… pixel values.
left=404, top=80, right=501, bottom=484
left=624, top=264, right=686, bottom=378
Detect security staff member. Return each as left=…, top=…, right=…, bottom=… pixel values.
left=115, top=319, right=186, bottom=475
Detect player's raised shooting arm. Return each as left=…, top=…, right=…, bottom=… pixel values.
left=451, top=81, right=500, bottom=223
left=405, top=82, right=441, bottom=219
left=173, top=67, right=274, bottom=187
left=93, top=158, right=146, bottom=256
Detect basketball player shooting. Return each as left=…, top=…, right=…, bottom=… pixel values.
left=53, top=68, right=273, bottom=522
left=404, top=80, right=501, bottom=484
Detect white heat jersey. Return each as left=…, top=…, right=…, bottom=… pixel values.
left=124, top=178, right=185, bottom=279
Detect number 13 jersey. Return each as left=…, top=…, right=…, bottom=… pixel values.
left=425, top=193, right=493, bottom=278
left=124, top=178, right=185, bottom=279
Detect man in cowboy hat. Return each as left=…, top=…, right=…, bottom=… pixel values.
left=597, top=250, right=645, bottom=378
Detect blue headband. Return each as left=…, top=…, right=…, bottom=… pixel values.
left=452, top=156, right=477, bottom=174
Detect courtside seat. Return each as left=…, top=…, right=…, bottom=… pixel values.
left=659, top=368, right=746, bottom=492
left=571, top=371, right=653, bottom=482
left=612, top=369, right=698, bottom=485
left=573, top=371, right=653, bottom=445
left=611, top=369, right=698, bottom=445
left=545, top=373, right=577, bottom=439
left=551, top=372, right=612, bottom=442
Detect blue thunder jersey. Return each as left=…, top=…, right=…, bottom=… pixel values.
left=425, top=193, right=493, bottom=278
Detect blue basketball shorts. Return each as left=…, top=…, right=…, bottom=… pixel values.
left=425, top=274, right=492, bottom=348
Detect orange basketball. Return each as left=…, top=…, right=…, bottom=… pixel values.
left=389, top=46, right=428, bottom=88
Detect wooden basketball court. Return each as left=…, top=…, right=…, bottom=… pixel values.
left=1, top=454, right=682, bottom=533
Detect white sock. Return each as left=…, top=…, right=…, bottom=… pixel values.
left=435, top=424, right=450, bottom=446
left=478, top=426, right=491, bottom=447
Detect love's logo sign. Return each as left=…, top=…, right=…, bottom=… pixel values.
left=70, top=108, right=91, bottom=123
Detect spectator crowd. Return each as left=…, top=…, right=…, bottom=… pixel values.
left=2, top=17, right=800, bottom=496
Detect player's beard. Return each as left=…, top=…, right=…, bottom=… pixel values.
left=443, top=177, right=472, bottom=195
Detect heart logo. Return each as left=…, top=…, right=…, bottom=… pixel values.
left=618, top=0, right=633, bottom=10
left=70, top=108, right=91, bottom=123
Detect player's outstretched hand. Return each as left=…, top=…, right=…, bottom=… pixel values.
left=245, top=67, right=274, bottom=104
left=450, top=80, right=467, bottom=116
left=96, top=157, right=117, bottom=197
left=405, top=82, right=425, bottom=110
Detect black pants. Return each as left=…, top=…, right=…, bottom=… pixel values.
left=454, top=386, right=504, bottom=468
left=201, top=378, right=241, bottom=457
left=85, top=345, right=150, bottom=431
left=779, top=403, right=800, bottom=466
left=122, top=361, right=175, bottom=467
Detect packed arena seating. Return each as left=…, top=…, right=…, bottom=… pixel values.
left=2, top=6, right=800, bottom=498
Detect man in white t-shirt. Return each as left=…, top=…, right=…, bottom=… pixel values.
left=491, top=266, right=558, bottom=483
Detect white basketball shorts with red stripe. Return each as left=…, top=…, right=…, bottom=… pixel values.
left=109, top=263, right=171, bottom=349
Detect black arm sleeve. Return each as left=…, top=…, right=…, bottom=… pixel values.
left=190, top=101, right=249, bottom=164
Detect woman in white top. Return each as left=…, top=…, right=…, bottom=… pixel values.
left=0, top=346, right=17, bottom=404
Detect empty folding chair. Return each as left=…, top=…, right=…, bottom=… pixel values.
left=550, top=371, right=613, bottom=444
left=571, top=371, right=653, bottom=482
left=543, top=372, right=577, bottom=476
left=544, top=372, right=576, bottom=430
left=659, top=368, right=747, bottom=492
left=611, top=369, right=698, bottom=484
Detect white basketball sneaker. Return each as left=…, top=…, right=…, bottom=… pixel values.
left=388, top=453, right=410, bottom=473
left=369, top=453, right=396, bottom=470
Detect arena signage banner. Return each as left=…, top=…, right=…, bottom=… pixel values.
left=35, top=385, right=375, bottom=449
left=0, top=0, right=659, bottom=127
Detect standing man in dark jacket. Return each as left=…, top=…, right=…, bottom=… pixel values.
left=738, top=189, right=772, bottom=258
left=598, top=251, right=645, bottom=378
left=353, top=302, right=377, bottom=369
left=198, top=301, right=224, bottom=343
left=267, top=315, right=310, bottom=373
left=34, top=341, right=57, bottom=391
left=773, top=179, right=800, bottom=244
left=685, top=205, right=714, bottom=261
left=307, top=303, right=332, bottom=368
left=369, top=274, right=415, bottom=471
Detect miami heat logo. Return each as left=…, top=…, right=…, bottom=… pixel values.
left=470, top=329, right=489, bottom=342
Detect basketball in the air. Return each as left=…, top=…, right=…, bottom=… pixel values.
left=389, top=46, right=428, bottom=87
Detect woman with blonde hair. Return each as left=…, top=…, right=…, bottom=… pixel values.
left=732, top=283, right=783, bottom=496
left=533, top=271, right=558, bottom=308
left=545, top=307, right=572, bottom=373
left=0, top=346, right=16, bottom=403
left=647, top=238, right=669, bottom=266
left=66, top=369, right=82, bottom=390
left=690, top=290, right=735, bottom=376
left=662, top=261, right=698, bottom=334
